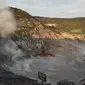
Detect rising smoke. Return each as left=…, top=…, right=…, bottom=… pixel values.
left=0, top=7, right=33, bottom=75
left=0, top=7, right=16, bottom=37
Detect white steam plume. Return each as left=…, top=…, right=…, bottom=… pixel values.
left=2, top=39, right=33, bottom=75
left=0, top=7, right=16, bottom=37
left=0, top=7, right=33, bottom=75
left=0, top=0, right=7, bottom=9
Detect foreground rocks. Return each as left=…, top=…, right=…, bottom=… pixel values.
left=57, top=80, right=75, bottom=85
left=0, top=68, right=38, bottom=85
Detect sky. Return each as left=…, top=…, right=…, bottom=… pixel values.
left=1, top=0, right=85, bottom=18
left=0, top=0, right=7, bottom=8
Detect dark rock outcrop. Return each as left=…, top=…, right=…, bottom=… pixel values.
left=0, top=68, right=38, bottom=85
left=57, top=80, right=75, bottom=85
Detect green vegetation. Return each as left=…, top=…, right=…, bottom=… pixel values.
left=10, top=7, right=85, bottom=34
left=10, top=7, right=44, bottom=38
left=36, top=17, right=85, bottom=34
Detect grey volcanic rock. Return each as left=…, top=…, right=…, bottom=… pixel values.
left=79, top=79, right=85, bottom=85
left=57, top=80, right=75, bottom=85
left=0, top=67, right=38, bottom=85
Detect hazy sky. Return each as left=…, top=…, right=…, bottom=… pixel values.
left=7, top=0, right=85, bottom=18
left=0, top=0, right=7, bottom=8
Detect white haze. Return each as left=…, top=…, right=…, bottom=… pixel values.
left=0, top=0, right=7, bottom=9
left=2, top=39, right=33, bottom=75
left=0, top=7, right=16, bottom=37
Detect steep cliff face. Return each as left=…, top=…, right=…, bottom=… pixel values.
left=9, top=7, right=49, bottom=38
left=39, top=31, right=85, bottom=40
left=9, top=7, right=85, bottom=56
left=10, top=7, right=53, bottom=56
left=9, top=7, right=85, bottom=40
left=35, top=17, right=85, bottom=40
